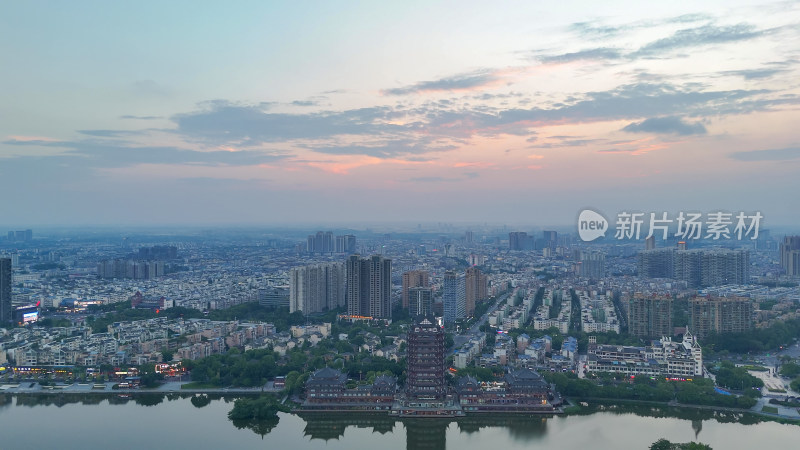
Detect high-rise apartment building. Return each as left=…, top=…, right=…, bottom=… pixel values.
left=543, top=230, right=558, bottom=252
left=335, top=234, right=357, bottom=254
left=6, top=229, right=32, bottom=242
left=137, top=245, right=178, bottom=260
left=465, top=267, right=487, bottom=317
left=346, top=255, right=392, bottom=318
left=508, top=232, right=530, bottom=251
left=464, top=231, right=474, bottom=244
left=1, top=258, right=11, bottom=324
left=780, top=236, right=800, bottom=278
left=408, top=287, right=433, bottom=317
left=443, top=271, right=466, bottom=324
left=627, top=293, right=673, bottom=338
left=290, top=262, right=345, bottom=314
left=674, top=249, right=749, bottom=288
left=645, top=235, right=655, bottom=251
left=97, top=259, right=165, bottom=279
left=307, top=231, right=334, bottom=253
left=402, top=270, right=430, bottom=309
left=405, top=316, right=446, bottom=401
left=689, top=296, right=753, bottom=339
left=577, top=250, right=605, bottom=279
left=638, top=249, right=675, bottom=278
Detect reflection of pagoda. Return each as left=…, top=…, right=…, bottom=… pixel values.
left=300, top=417, right=348, bottom=441
left=298, top=413, right=396, bottom=441
left=404, top=419, right=447, bottom=450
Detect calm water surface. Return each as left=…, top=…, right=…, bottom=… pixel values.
left=0, top=394, right=796, bottom=449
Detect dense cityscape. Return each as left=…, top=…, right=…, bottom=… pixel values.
left=2, top=226, right=800, bottom=436
left=4, top=1, right=800, bottom=448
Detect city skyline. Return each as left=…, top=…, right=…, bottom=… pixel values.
left=2, top=1, right=799, bottom=226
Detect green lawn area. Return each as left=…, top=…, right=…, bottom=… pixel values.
left=762, top=406, right=779, bottom=414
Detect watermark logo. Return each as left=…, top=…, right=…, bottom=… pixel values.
left=578, top=209, right=608, bottom=242
left=577, top=209, right=763, bottom=242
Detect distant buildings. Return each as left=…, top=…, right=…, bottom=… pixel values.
left=335, top=234, right=357, bottom=254
left=628, top=293, right=673, bottom=339
left=346, top=255, right=392, bottom=318
left=464, top=231, right=474, bottom=244
left=639, top=249, right=750, bottom=287
left=689, top=296, right=753, bottom=339
left=130, top=291, right=171, bottom=310
left=137, top=245, right=178, bottom=260
left=258, top=286, right=290, bottom=309
left=290, top=262, right=345, bottom=314
left=406, top=316, right=447, bottom=403
left=408, top=287, right=433, bottom=317
left=97, top=259, right=165, bottom=279
left=307, top=231, right=334, bottom=253
left=780, top=236, right=800, bottom=278
left=508, top=232, right=531, bottom=251
left=307, top=231, right=357, bottom=254
left=1, top=258, right=11, bottom=324
left=465, top=267, right=487, bottom=317
left=6, top=229, right=32, bottom=242
left=577, top=250, right=605, bottom=279
left=645, top=235, right=656, bottom=251
left=402, top=270, right=429, bottom=309
left=577, top=290, right=620, bottom=333
left=543, top=230, right=558, bottom=252
left=638, top=249, right=675, bottom=278
left=676, top=249, right=749, bottom=288
left=442, top=271, right=466, bottom=324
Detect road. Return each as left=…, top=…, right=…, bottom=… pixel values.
left=452, top=292, right=510, bottom=349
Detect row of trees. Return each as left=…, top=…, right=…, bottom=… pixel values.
left=702, top=318, right=800, bottom=354
left=542, top=372, right=758, bottom=409
left=82, top=303, right=322, bottom=334
left=710, top=361, right=764, bottom=391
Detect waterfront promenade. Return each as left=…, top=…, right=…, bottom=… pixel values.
left=0, top=380, right=279, bottom=395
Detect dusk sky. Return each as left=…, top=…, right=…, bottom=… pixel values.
left=2, top=1, right=799, bottom=227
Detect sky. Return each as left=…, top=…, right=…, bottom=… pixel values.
left=1, top=1, right=799, bottom=228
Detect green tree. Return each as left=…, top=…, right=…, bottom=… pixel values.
left=779, top=362, right=800, bottom=378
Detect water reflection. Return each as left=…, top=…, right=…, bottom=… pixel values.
left=0, top=393, right=788, bottom=446
left=691, top=419, right=702, bottom=439
left=455, top=415, right=549, bottom=440
left=297, top=413, right=397, bottom=441
left=403, top=420, right=447, bottom=450
left=231, top=417, right=281, bottom=438
left=571, top=402, right=766, bottom=427
left=191, top=394, right=212, bottom=408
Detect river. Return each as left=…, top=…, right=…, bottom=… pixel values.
left=0, top=394, right=796, bottom=449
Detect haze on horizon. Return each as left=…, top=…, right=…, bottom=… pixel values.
left=1, top=1, right=799, bottom=227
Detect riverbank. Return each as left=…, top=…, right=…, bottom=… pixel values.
left=0, top=380, right=277, bottom=395
left=4, top=380, right=799, bottom=425
left=565, top=396, right=800, bottom=425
